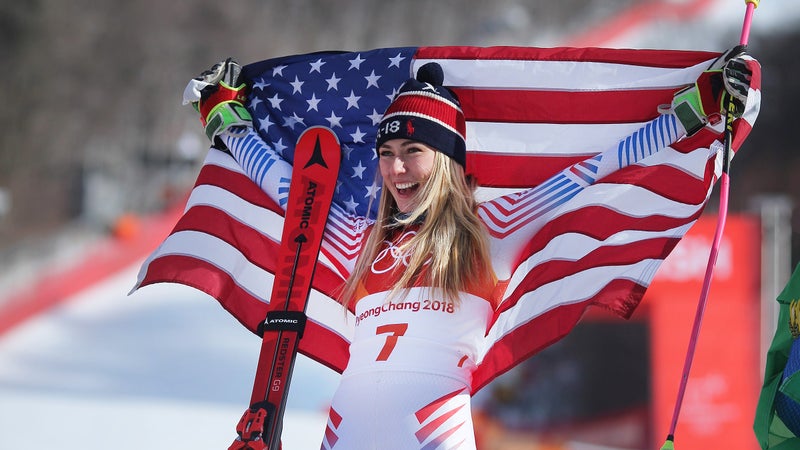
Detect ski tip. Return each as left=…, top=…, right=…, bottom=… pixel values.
left=295, top=126, right=342, bottom=171
left=298, top=125, right=340, bottom=145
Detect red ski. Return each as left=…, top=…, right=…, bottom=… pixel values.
left=229, top=126, right=341, bottom=450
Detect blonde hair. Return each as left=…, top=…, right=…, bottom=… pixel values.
left=340, top=152, right=494, bottom=308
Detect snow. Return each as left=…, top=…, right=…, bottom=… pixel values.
left=0, top=263, right=340, bottom=449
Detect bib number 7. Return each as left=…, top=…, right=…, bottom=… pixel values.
left=375, top=323, right=408, bottom=361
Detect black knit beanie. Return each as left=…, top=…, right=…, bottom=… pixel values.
left=375, top=62, right=466, bottom=167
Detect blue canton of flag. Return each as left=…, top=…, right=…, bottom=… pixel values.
left=242, top=48, right=416, bottom=218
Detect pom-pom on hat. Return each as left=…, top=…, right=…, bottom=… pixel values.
left=375, top=62, right=467, bottom=167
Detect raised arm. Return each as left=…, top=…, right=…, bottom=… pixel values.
left=185, top=58, right=370, bottom=277
left=482, top=47, right=760, bottom=281
left=184, top=58, right=292, bottom=207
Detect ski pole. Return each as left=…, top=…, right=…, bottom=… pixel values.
left=660, top=1, right=758, bottom=449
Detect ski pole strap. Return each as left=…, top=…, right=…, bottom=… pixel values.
left=259, top=310, right=307, bottom=338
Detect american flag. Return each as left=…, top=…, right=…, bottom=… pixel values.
left=133, top=46, right=760, bottom=391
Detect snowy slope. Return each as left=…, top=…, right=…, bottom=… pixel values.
left=0, top=263, right=339, bottom=449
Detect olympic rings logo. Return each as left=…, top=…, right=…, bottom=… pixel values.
left=370, top=230, right=417, bottom=274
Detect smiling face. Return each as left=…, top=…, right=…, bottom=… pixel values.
left=378, top=139, right=437, bottom=213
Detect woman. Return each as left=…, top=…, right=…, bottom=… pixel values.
left=323, top=64, right=496, bottom=449
left=188, top=50, right=757, bottom=449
